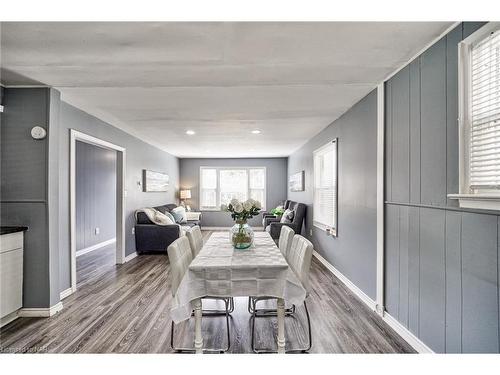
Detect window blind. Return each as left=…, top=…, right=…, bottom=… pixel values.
left=199, top=167, right=266, bottom=209
left=470, top=28, right=500, bottom=188
left=200, top=168, right=217, bottom=209
left=313, top=140, right=337, bottom=230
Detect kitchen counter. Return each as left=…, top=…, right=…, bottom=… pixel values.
left=0, top=226, right=28, bottom=235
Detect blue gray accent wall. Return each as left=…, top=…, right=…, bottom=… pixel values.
left=1, top=87, right=180, bottom=303
left=0, top=87, right=61, bottom=308
left=179, top=158, right=288, bottom=227
left=287, top=90, right=378, bottom=300
left=58, top=101, right=180, bottom=292
left=75, top=141, right=116, bottom=251
left=384, top=22, right=500, bottom=353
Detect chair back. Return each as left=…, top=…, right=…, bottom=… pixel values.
left=186, top=225, right=203, bottom=258
left=278, top=225, right=294, bottom=258
left=283, top=200, right=291, bottom=210
left=167, top=236, right=193, bottom=296
left=287, top=234, right=314, bottom=293
left=288, top=202, right=307, bottom=234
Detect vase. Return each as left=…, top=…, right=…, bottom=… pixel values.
left=230, top=220, right=254, bottom=250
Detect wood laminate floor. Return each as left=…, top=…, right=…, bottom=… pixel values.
left=0, top=231, right=414, bottom=354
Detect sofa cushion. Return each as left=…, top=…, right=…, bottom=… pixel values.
left=154, top=205, right=169, bottom=214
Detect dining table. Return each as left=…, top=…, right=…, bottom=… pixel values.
left=170, top=231, right=307, bottom=353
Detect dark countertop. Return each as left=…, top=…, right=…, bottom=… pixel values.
left=0, top=226, right=28, bottom=235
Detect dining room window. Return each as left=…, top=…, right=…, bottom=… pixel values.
left=313, top=139, right=338, bottom=236
left=449, top=23, right=500, bottom=210
left=200, top=167, right=266, bottom=210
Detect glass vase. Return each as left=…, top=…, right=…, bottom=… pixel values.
left=230, top=220, right=254, bottom=250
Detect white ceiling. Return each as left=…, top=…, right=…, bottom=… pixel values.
left=0, top=22, right=452, bottom=158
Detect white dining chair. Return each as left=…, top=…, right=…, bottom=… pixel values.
left=168, top=236, right=231, bottom=353
left=186, top=225, right=203, bottom=258
left=278, top=225, right=295, bottom=258
left=250, top=234, right=314, bottom=353
left=186, top=226, right=235, bottom=314
left=248, top=225, right=295, bottom=315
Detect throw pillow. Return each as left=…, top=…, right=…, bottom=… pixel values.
left=280, top=208, right=294, bottom=224
left=152, top=209, right=175, bottom=225
left=171, top=206, right=187, bottom=223
left=165, top=212, right=176, bottom=224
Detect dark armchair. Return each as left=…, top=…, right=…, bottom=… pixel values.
left=266, top=201, right=306, bottom=241
left=262, top=200, right=291, bottom=228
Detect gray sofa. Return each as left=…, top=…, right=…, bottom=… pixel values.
left=134, top=204, right=201, bottom=253
left=265, top=200, right=306, bottom=241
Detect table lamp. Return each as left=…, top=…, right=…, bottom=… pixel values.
left=180, top=189, right=192, bottom=211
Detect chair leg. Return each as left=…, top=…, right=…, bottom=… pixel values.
left=171, top=298, right=232, bottom=353
left=285, top=301, right=312, bottom=353
left=251, top=298, right=278, bottom=354
left=251, top=299, right=312, bottom=354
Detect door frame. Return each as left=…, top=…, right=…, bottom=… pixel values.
left=69, top=129, right=126, bottom=293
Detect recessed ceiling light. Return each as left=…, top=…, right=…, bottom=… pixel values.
left=251, top=130, right=261, bottom=134
left=186, top=130, right=196, bottom=135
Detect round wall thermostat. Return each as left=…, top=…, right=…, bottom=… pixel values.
left=31, top=126, right=47, bottom=140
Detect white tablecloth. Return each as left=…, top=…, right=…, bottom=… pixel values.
left=170, top=231, right=306, bottom=323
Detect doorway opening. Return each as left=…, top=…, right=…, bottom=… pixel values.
left=69, top=130, right=126, bottom=293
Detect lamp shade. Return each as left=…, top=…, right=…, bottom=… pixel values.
left=180, top=189, right=191, bottom=199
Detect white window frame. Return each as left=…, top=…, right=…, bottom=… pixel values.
left=449, top=22, right=500, bottom=210
left=313, top=139, right=338, bottom=236
left=199, top=166, right=267, bottom=211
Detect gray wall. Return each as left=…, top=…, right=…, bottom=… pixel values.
left=179, top=158, right=287, bottom=227
left=0, top=88, right=60, bottom=308
left=58, top=102, right=180, bottom=292
left=287, top=90, right=378, bottom=300
left=385, top=22, right=500, bottom=353
left=75, top=141, right=116, bottom=251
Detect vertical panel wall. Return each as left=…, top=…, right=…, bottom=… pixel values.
left=75, top=141, right=116, bottom=251
left=0, top=88, right=60, bottom=308
left=384, top=22, right=500, bottom=353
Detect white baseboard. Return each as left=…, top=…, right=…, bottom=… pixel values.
left=59, top=287, right=73, bottom=300
left=76, top=238, right=116, bottom=257
left=313, top=250, right=377, bottom=311
left=1, top=310, right=20, bottom=327
left=382, top=312, right=434, bottom=353
left=18, top=302, right=63, bottom=318
left=312, top=250, right=432, bottom=353
left=202, top=226, right=264, bottom=231
left=124, top=251, right=138, bottom=262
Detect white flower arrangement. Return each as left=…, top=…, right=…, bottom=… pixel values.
left=221, top=198, right=262, bottom=222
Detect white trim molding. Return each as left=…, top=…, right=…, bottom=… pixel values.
left=382, top=313, right=434, bottom=353
left=70, top=129, right=126, bottom=294
left=1, top=310, right=20, bottom=328
left=124, top=251, right=138, bottom=263
left=19, top=302, right=63, bottom=318
left=76, top=238, right=116, bottom=257
left=449, top=22, right=500, bottom=211
left=376, top=83, right=385, bottom=316
left=59, top=288, right=73, bottom=300
left=313, top=250, right=433, bottom=353
left=313, top=250, right=377, bottom=311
